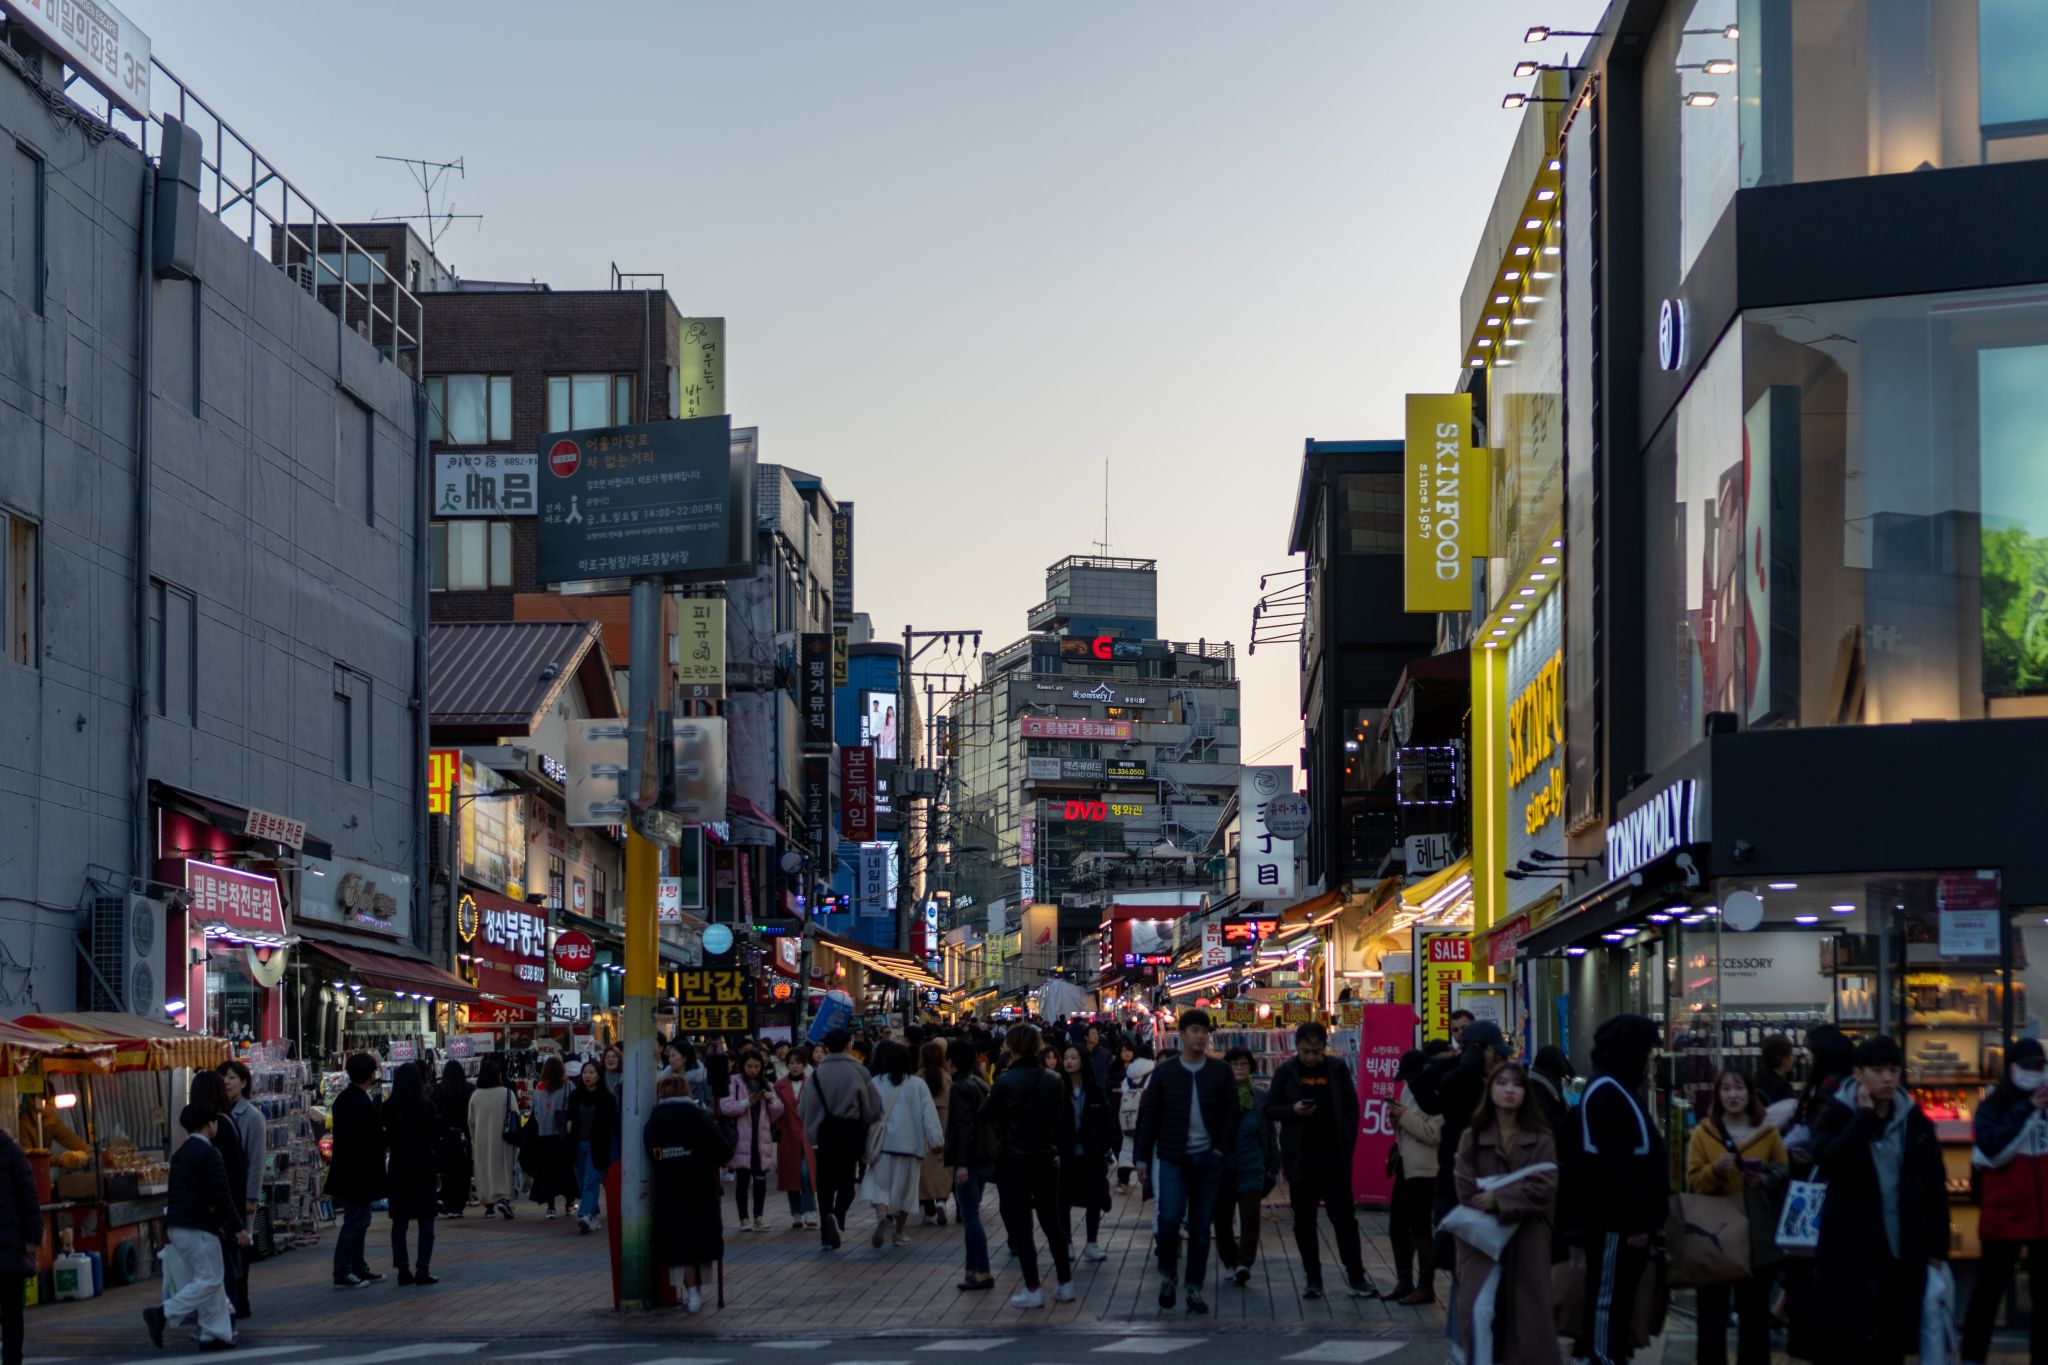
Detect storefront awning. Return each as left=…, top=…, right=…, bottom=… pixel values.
left=812, top=930, right=944, bottom=989
left=0, top=1021, right=114, bottom=1076
left=11, top=1012, right=230, bottom=1072
left=1279, top=889, right=1345, bottom=929
left=300, top=935, right=481, bottom=1003
left=729, top=793, right=791, bottom=840
left=1402, top=858, right=1472, bottom=908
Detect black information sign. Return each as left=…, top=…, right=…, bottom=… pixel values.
left=801, top=754, right=831, bottom=852
left=534, top=415, right=742, bottom=585
left=800, top=633, right=832, bottom=749
left=831, top=504, right=855, bottom=617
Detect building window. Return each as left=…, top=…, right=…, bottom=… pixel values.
left=429, top=520, right=515, bottom=591
left=315, top=249, right=386, bottom=287
left=333, top=667, right=370, bottom=785
left=1, top=510, right=34, bottom=667
left=548, top=854, right=567, bottom=910
left=546, top=374, right=634, bottom=431
left=1338, top=471, right=1402, bottom=555
left=592, top=865, right=608, bottom=918
left=9, top=142, right=42, bottom=315
left=147, top=580, right=196, bottom=723
left=426, top=375, right=512, bottom=445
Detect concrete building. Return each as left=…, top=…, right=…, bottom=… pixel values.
left=0, top=51, right=426, bottom=1030
left=945, top=555, right=1240, bottom=1001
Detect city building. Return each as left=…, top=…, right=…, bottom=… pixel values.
left=0, top=44, right=429, bottom=1034
left=945, top=555, right=1242, bottom=1007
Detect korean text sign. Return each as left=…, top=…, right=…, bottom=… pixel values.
left=1403, top=393, right=1491, bottom=613
left=841, top=746, right=876, bottom=841
left=1352, top=1005, right=1419, bottom=1205
left=677, top=969, right=750, bottom=1032
left=470, top=899, right=548, bottom=1003
left=1237, top=766, right=1298, bottom=899
left=185, top=861, right=284, bottom=935
left=533, top=415, right=739, bottom=584
left=1418, top=931, right=1474, bottom=1042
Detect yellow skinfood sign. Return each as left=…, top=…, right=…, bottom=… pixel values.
left=1510, top=649, right=1565, bottom=835
left=1404, top=394, right=1491, bottom=612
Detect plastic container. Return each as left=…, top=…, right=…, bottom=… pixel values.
left=51, top=1250, right=95, bottom=1301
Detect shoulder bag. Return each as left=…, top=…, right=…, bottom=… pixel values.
left=502, top=1089, right=530, bottom=1148
left=1774, top=1157, right=1825, bottom=1256
left=866, top=1079, right=907, bottom=1165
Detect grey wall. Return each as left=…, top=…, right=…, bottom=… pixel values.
left=0, top=62, right=422, bottom=1012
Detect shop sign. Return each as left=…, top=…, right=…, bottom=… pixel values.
left=298, top=854, right=410, bottom=939
left=534, top=414, right=748, bottom=585
left=1055, top=799, right=1150, bottom=822
left=1025, top=756, right=1063, bottom=781
left=1717, top=932, right=1830, bottom=1006
left=468, top=898, right=547, bottom=1002
left=1061, top=758, right=1105, bottom=781
left=1509, top=649, right=1565, bottom=833
left=185, top=860, right=284, bottom=935
left=1417, top=932, right=1473, bottom=1042
left=1404, top=833, right=1454, bottom=874
left=1202, top=926, right=1228, bottom=968
left=1019, top=716, right=1132, bottom=742
left=657, top=876, right=683, bottom=924
left=1489, top=914, right=1530, bottom=967
left=799, top=633, right=832, bottom=748
left=1019, top=814, right=1034, bottom=866
left=1105, top=760, right=1149, bottom=782
left=841, top=746, right=876, bottom=841
left=1239, top=766, right=1298, bottom=898
left=676, top=968, right=750, bottom=1032
left=1061, top=634, right=1153, bottom=661
left=554, top=930, right=596, bottom=974
left=1937, top=870, right=2001, bottom=958
left=774, top=936, right=801, bottom=978
left=857, top=842, right=891, bottom=919
left=1266, top=794, right=1311, bottom=841
left=428, top=749, right=460, bottom=815
left=832, top=624, right=850, bottom=687
left=242, top=806, right=306, bottom=850
left=459, top=756, right=527, bottom=895
left=1070, top=683, right=1151, bottom=706
left=390, top=1039, right=418, bottom=1063
left=433, top=452, right=537, bottom=517
left=547, top=988, right=583, bottom=1022
left=801, top=754, right=830, bottom=850
left=676, top=600, right=726, bottom=700
left=1396, top=746, right=1460, bottom=807
left=831, top=503, right=855, bottom=617
left=676, top=318, right=725, bottom=417
left=1605, top=778, right=1699, bottom=880
left=1403, top=393, right=1492, bottom=613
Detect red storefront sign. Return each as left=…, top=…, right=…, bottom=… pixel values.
left=1489, top=913, right=1530, bottom=967
left=1018, top=716, right=1132, bottom=742
left=185, top=860, right=285, bottom=935
left=463, top=893, right=547, bottom=1005
left=554, top=930, right=595, bottom=974
left=841, top=746, right=876, bottom=841
left=1352, top=1003, right=1418, bottom=1206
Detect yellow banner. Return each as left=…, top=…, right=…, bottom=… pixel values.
left=1404, top=394, right=1491, bottom=613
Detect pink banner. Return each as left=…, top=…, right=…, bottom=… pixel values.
left=1018, top=716, right=1131, bottom=741
left=1352, top=1003, right=1417, bottom=1206
left=184, top=860, right=284, bottom=935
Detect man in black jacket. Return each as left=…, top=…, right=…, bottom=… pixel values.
left=143, top=1104, right=248, bottom=1351
left=327, top=1052, right=387, bottom=1289
left=1570, top=1013, right=1667, bottom=1365
left=1135, top=1009, right=1238, bottom=1314
left=1412, top=1019, right=1513, bottom=1229
left=1265, top=1021, right=1378, bottom=1299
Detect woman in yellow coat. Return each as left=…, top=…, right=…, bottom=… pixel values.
left=1684, top=1069, right=1790, bottom=1365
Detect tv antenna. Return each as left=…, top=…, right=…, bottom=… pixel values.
left=372, top=154, right=482, bottom=252
left=1093, top=458, right=1112, bottom=557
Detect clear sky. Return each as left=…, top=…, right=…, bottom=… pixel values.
left=122, top=0, right=1607, bottom=776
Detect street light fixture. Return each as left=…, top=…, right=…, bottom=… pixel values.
left=1683, top=91, right=1721, bottom=107
left=1502, top=93, right=1570, bottom=110
left=1524, top=25, right=1599, bottom=43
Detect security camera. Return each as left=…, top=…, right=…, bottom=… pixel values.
left=1675, top=852, right=1701, bottom=888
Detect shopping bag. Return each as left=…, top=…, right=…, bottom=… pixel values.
left=1922, top=1261, right=1959, bottom=1365
left=1774, top=1173, right=1826, bottom=1256
left=1665, top=1192, right=1750, bottom=1287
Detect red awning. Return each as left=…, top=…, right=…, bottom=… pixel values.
left=305, top=939, right=481, bottom=1003
left=728, top=793, right=790, bottom=839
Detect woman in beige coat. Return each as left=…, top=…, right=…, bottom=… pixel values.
left=1389, top=1048, right=1445, bottom=1303
left=466, top=1057, right=520, bottom=1219
left=1451, top=1061, right=1560, bottom=1365
left=916, top=1039, right=954, bottom=1223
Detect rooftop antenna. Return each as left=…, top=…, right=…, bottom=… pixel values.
left=371, top=154, right=482, bottom=252
left=1093, top=458, right=1112, bottom=557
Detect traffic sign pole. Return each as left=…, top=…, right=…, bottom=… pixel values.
left=619, top=576, right=662, bottom=1309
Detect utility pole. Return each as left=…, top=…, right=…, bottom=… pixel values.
left=897, top=626, right=980, bottom=1029
left=619, top=579, right=663, bottom=1309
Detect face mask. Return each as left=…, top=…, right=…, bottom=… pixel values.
left=2013, top=1068, right=2045, bottom=1093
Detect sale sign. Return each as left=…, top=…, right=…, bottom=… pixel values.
left=1419, top=932, right=1474, bottom=1042
left=1353, top=1004, right=1418, bottom=1206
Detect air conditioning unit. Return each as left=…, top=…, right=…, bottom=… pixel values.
left=284, top=261, right=318, bottom=293
left=88, top=894, right=166, bottom=1016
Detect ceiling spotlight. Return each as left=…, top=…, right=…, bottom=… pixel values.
left=1469, top=358, right=1485, bottom=368
left=1507, top=602, right=1526, bottom=612
left=1685, top=91, right=1720, bottom=107
left=1548, top=158, right=1563, bottom=171
left=1483, top=641, right=1498, bottom=649
left=1486, top=316, right=1503, bottom=327
left=1513, top=244, right=1533, bottom=256
left=1490, top=629, right=1508, bottom=637
left=1524, top=217, right=1543, bottom=230
left=1535, top=188, right=1556, bottom=202
left=1478, top=338, right=1494, bottom=348
left=1518, top=587, right=1537, bottom=597
left=1494, top=293, right=1510, bottom=304
left=1540, top=555, right=1559, bottom=565
left=1504, top=270, right=1522, bottom=281
left=1565, top=946, right=1588, bottom=957
left=1830, top=903, right=1856, bottom=913
left=1794, top=915, right=1820, bottom=925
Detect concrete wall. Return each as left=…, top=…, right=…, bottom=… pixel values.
left=0, top=64, right=422, bottom=1012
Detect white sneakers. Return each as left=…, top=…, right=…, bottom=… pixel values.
left=803, top=1214, right=820, bottom=1229
left=1054, top=1281, right=1076, bottom=1303
left=1083, top=1243, right=1107, bottom=1262
left=753, top=1216, right=768, bottom=1232
left=685, top=1286, right=702, bottom=1314
left=1009, top=1287, right=1045, bottom=1309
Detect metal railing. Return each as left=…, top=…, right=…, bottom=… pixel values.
left=105, top=57, right=423, bottom=376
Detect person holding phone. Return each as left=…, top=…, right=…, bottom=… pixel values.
left=1265, top=1021, right=1378, bottom=1299
left=1963, top=1038, right=2048, bottom=1365
left=1684, top=1068, right=1789, bottom=1365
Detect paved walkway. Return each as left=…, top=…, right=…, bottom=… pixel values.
left=29, top=1181, right=1446, bottom=1351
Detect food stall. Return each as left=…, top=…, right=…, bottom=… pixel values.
left=12, top=1012, right=230, bottom=1292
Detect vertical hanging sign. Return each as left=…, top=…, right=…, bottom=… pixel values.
left=1403, top=393, right=1491, bottom=613
left=1238, top=766, right=1298, bottom=899
left=831, top=504, right=855, bottom=618
left=840, top=746, right=876, bottom=841
left=799, top=633, right=832, bottom=749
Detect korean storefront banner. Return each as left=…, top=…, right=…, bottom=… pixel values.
left=1237, top=766, right=1298, bottom=899
left=299, top=854, right=411, bottom=939
left=841, top=746, right=876, bottom=841
left=1402, top=393, right=1491, bottom=613
left=186, top=860, right=285, bottom=936
left=434, top=452, right=537, bottom=517
left=1417, top=931, right=1473, bottom=1042
left=1353, top=1003, right=1418, bottom=1205
left=463, top=895, right=548, bottom=1006
left=676, top=599, right=726, bottom=700
left=800, top=633, right=832, bottom=748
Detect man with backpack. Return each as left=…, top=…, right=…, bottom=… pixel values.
left=799, top=1028, right=880, bottom=1250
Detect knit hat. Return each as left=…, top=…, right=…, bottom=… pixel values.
left=1463, top=1020, right=1513, bottom=1058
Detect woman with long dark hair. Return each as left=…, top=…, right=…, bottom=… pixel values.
left=718, top=1050, right=782, bottom=1232
left=857, top=1039, right=944, bottom=1249
left=1060, top=1043, right=1118, bottom=1262
left=466, top=1057, right=517, bottom=1219
left=1685, top=1068, right=1789, bottom=1365
left=1450, top=1061, right=1558, bottom=1365
left=646, top=1074, right=731, bottom=1314
left=945, top=1039, right=997, bottom=1291
left=918, top=1039, right=953, bottom=1226
left=432, top=1061, right=474, bottom=1218
left=527, top=1056, right=572, bottom=1218
left=979, top=1023, right=1075, bottom=1308
left=383, top=1062, right=449, bottom=1284
left=565, top=1059, right=619, bottom=1234
left=1387, top=1048, right=1443, bottom=1304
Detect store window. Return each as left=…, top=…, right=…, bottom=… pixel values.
left=425, top=375, right=512, bottom=445
left=1647, top=286, right=2048, bottom=766
left=546, top=373, right=635, bottom=431
left=1739, top=0, right=2048, bottom=188
left=206, top=950, right=259, bottom=1041
left=1, top=508, right=35, bottom=668
left=429, top=519, right=516, bottom=591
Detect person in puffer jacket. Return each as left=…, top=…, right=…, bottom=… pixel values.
left=1963, top=1038, right=2048, bottom=1365
left=1213, top=1047, right=1279, bottom=1286
left=1115, top=1042, right=1154, bottom=1189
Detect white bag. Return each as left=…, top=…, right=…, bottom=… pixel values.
left=1921, top=1261, right=1959, bottom=1365
left=1442, top=1160, right=1559, bottom=1260
left=1774, top=1172, right=1826, bottom=1254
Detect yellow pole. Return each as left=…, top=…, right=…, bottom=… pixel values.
left=620, top=829, right=659, bottom=1305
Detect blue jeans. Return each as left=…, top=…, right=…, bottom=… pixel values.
left=955, top=1163, right=994, bottom=1275
left=1155, top=1149, right=1224, bottom=1287
left=332, top=1201, right=373, bottom=1280
left=786, top=1153, right=818, bottom=1217
left=575, top=1141, right=603, bottom=1220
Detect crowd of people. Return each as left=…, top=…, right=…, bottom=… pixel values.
left=0, top=1003, right=2029, bottom=1362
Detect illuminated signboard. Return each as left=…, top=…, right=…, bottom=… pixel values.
left=1019, top=716, right=1132, bottom=742
left=1055, top=799, right=1152, bottom=822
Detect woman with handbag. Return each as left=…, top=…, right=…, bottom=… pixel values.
left=857, top=1040, right=945, bottom=1249
left=1684, top=1069, right=1789, bottom=1365
left=466, top=1057, right=518, bottom=1220
left=526, top=1057, right=572, bottom=1218
left=981, top=1023, right=1077, bottom=1309
left=1450, top=1060, right=1560, bottom=1365
left=1061, top=1043, right=1120, bottom=1264
left=1389, top=1048, right=1445, bottom=1304
left=918, top=1041, right=955, bottom=1227
left=1115, top=1041, right=1154, bottom=1191
left=719, top=1050, right=782, bottom=1232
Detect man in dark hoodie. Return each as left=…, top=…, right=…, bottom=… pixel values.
left=1412, top=1018, right=1514, bottom=1228
left=1570, top=1013, right=1666, bottom=1365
